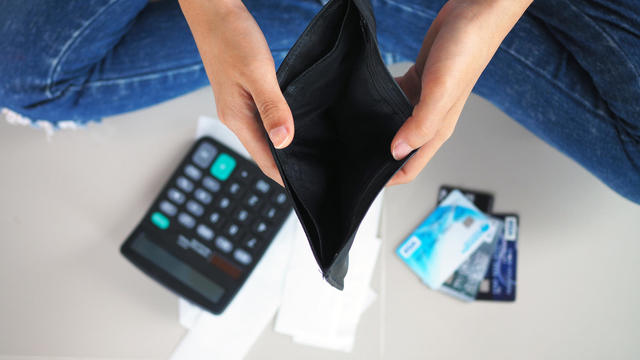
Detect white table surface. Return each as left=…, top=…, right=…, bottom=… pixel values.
left=1, top=64, right=639, bottom=360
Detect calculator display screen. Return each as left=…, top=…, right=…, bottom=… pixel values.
left=130, top=234, right=225, bottom=303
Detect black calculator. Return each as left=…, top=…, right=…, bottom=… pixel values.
left=121, top=136, right=292, bottom=314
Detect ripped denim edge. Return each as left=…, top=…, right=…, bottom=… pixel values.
left=2, top=107, right=88, bottom=136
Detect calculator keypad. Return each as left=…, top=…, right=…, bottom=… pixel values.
left=124, top=137, right=292, bottom=315
left=150, top=141, right=291, bottom=272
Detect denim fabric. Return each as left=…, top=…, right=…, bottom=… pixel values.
left=1, top=0, right=638, bottom=203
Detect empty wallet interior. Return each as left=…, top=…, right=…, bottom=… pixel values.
left=269, top=0, right=414, bottom=289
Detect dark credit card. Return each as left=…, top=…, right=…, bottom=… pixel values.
left=476, top=213, right=518, bottom=301
left=437, top=185, right=494, bottom=213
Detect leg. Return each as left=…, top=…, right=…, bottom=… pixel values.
left=373, top=0, right=640, bottom=204
left=0, top=0, right=204, bottom=124
left=0, top=0, right=321, bottom=124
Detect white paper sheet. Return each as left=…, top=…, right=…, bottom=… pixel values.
left=171, top=215, right=296, bottom=360
left=274, top=193, right=383, bottom=352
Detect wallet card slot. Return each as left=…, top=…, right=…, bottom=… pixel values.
left=277, top=0, right=348, bottom=90
left=281, top=1, right=354, bottom=102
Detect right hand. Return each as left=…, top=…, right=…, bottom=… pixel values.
left=179, top=0, right=294, bottom=185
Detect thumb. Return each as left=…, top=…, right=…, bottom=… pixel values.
left=250, top=74, right=294, bottom=149
left=391, top=70, right=458, bottom=160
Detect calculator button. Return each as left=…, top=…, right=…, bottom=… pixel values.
left=228, top=182, right=242, bottom=197
left=244, top=236, right=258, bottom=250
left=235, top=209, right=250, bottom=224
left=236, top=168, right=251, bottom=182
left=196, top=224, right=215, bottom=241
left=202, top=176, right=221, bottom=193
left=177, top=234, right=190, bottom=249
left=273, top=192, right=287, bottom=205
left=190, top=238, right=212, bottom=259
left=255, top=179, right=270, bottom=194
left=167, top=188, right=186, bottom=205
left=176, top=176, right=194, bottom=193
left=186, top=200, right=204, bottom=217
left=254, top=221, right=268, bottom=234
left=178, top=212, right=196, bottom=229
left=192, top=142, right=218, bottom=168
left=210, top=153, right=236, bottom=181
left=184, top=164, right=202, bottom=181
left=194, top=188, right=212, bottom=204
left=233, top=249, right=252, bottom=265
left=209, top=212, right=221, bottom=225
left=245, top=194, right=261, bottom=209
left=215, top=236, right=233, bottom=253
left=226, top=223, right=240, bottom=238
left=263, top=206, right=277, bottom=221
left=217, top=197, right=231, bottom=210
left=150, top=212, right=170, bottom=230
left=159, top=200, right=177, bottom=217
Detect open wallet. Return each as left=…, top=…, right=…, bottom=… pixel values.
left=267, top=0, right=415, bottom=289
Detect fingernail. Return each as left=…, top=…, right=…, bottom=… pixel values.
left=392, top=141, right=412, bottom=160
left=269, top=126, right=289, bottom=149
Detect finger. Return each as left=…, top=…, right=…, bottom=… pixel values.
left=414, top=12, right=443, bottom=75
left=248, top=70, right=294, bottom=149
left=394, top=15, right=444, bottom=106
left=394, top=65, right=421, bottom=105
left=390, top=14, right=475, bottom=161
left=387, top=94, right=465, bottom=186
left=390, top=60, right=464, bottom=160
left=216, top=94, right=285, bottom=186
left=386, top=136, right=442, bottom=186
left=231, top=116, right=285, bottom=186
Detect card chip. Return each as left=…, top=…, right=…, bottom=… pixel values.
left=463, top=216, right=474, bottom=228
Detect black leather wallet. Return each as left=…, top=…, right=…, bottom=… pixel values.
left=268, top=0, right=414, bottom=289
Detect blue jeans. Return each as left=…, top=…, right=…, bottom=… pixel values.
left=1, top=0, right=639, bottom=204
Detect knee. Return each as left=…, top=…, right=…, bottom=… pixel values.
left=0, top=38, right=53, bottom=123
left=0, top=60, right=77, bottom=125
left=0, top=4, right=93, bottom=124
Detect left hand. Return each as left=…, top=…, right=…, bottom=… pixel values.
left=387, top=0, right=532, bottom=185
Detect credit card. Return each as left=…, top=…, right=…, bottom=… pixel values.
left=396, top=190, right=492, bottom=289
left=436, top=186, right=497, bottom=301
left=437, top=185, right=494, bottom=213
left=476, top=214, right=518, bottom=301
left=440, top=217, right=503, bottom=301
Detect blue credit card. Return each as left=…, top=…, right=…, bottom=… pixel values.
left=476, top=214, right=518, bottom=301
left=396, top=190, right=493, bottom=289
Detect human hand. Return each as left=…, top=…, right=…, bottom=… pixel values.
left=179, top=0, right=293, bottom=185
left=387, top=0, right=531, bottom=185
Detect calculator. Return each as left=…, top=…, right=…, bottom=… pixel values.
left=121, top=136, right=292, bottom=314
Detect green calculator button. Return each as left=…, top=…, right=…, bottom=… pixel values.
left=151, top=212, right=170, bottom=230
left=210, top=153, right=236, bottom=181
